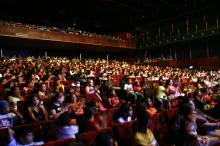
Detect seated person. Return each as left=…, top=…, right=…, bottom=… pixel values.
left=49, top=93, right=69, bottom=120
left=0, top=100, right=24, bottom=128
left=176, top=103, right=220, bottom=146
left=133, top=111, right=158, bottom=146
left=8, top=127, right=44, bottom=146
left=38, top=83, right=51, bottom=101
left=187, top=99, right=220, bottom=136
left=85, top=79, right=106, bottom=111
left=67, top=92, right=84, bottom=116
left=133, top=81, right=145, bottom=101
left=123, top=79, right=144, bottom=102
left=165, top=79, right=182, bottom=99
left=108, top=89, right=120, bottom=107
left=156, top=81, right=171, bottom=110
left=146, top=98, right=157, bottom=117
left=77, top=107, right=101, bottom=134
left=27, top=94, right=48, bottom=123
left=8, top=87, right=24, bottom=110
left=57, top=112, right=78, bottom=139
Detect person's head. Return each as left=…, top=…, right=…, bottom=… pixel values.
left=120, top=102, right=133, bottom=117
left=136, top=111, right=150, bottom=133
left=17, top=128, right=34, bottom=145
left=84, top=107, right=94, bottom=121
left=88, top=79, right=94, bottom=86
left=41, top=83, right=47, bottom=92
left=69, top=86, right=75, bottom=94
left=95, top=131, right=114, bottom=146
left=29, top=94, right=40, bottom=106
left=179, top=103, right=196, bottom=122
left=55, top=92, right=65, bottom=104
left=135, top=102, right=147, bottom=118
left=166, top=79, right=173, bottom=87
left=0, top=100, right=10, bottom=114
left=128, top=78, right=132, bottom=84
left=9, top=81, right=15, bottom=88
left=75, top=82, right=81, bottom=92
left=70, top=92, right=78, bottom=103
left=58, top=112, right=71, bottom=126
left=188, top=99, right=196, bottom=111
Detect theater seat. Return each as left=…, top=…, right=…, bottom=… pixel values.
left=77, top=127, right=112, bottom=146
left=163, top=108, right=179, bottom=122
left=112, top=120, right=136, bottom=146
left=0, top=127, right=10, bottom=145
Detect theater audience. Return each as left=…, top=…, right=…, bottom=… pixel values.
left=0, top=56, right=219, bottom=145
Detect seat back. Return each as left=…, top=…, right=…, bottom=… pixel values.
left=112, top=120, right=136, bottom=146
left=0, top=127, right=10, bottom=146
left=77, top=127, right=112, bottom=146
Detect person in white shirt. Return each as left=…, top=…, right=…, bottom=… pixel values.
left=123, top=78, right=144, bottom=102
left=0, top=100, right=23, bottom=128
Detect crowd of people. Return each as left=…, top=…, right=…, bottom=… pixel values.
left=0, top=56, right=219, bottom=146
left=0, top=20, right=131, bottom=42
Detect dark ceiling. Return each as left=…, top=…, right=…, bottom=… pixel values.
left=0, top=0, right=219, bottom=33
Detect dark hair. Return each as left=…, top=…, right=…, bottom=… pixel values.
left=16, top=127, right=32, bottom=139
left=165, top=79, right=171, bottom=88
left=113, top=102, right=132, bottom=122
left=0, top=100, right=9, bottom=114
left=58, top=112, right=71, bottom=126
left=84, top=107, right=94, bottom=120
left=179, top=103, right=194, bottom=119
left=136, top=111, right=150, bottom=133
left=28, top=94, right=38, bottom=104
left=95, top=131, right=113, bottom=146
left=120, top=102, right=132, bottom=117
left=135, top=102, right=147, bottom=118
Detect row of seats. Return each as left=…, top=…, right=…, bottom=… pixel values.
left=0, top=108, right=179, bottom=146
